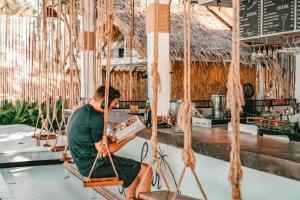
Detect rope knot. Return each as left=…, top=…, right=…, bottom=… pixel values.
left=177, top=101, right=192, bottom=132
left=177, top=100, right=196, bottom=168
left=151, top=62, right=162, bottom=92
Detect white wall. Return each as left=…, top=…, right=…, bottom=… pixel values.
left=111, top=137, right=300, bottom=200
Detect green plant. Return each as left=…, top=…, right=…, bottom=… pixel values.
left=0, top=100, right=61, bottom=129
left=0, top=103, right=16, bottom=125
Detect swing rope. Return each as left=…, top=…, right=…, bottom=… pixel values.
left=174, top=1, right=207, bottom=199
left=52, top=0, right=67, bottom=149
left=86, top=0, right=121, bottom=184
left=33, top=0, right=47, bottom=140
left=226, top=1, right=244, bottom=199
left=136, top=1, right=171, bottom=197
left=129, top=0, right=135, bottom=101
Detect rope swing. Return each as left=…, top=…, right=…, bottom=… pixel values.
left=136, top=0, right=171, bottom=196
left=174, top=0, right=207, bottom=199
left=226, top=1, right=244, bottom=199
left=84, top=0, right=123, bottom=187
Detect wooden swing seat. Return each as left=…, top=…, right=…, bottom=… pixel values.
left=43, top=143, right=51, bottom=147
left=60, top=155, right=72, bottom=162
left=51, top=145, right=67, bottom=152
left=62, top=161, right=124, bottom=188
left=139, top=191, right=201, bottom=200
left=34, top=134, right=57, bottom=140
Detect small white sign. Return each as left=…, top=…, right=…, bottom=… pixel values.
left=192, top=117, right=212, bottom=128
left=228, top=123, right=258, bottom=135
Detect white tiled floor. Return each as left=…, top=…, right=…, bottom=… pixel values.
left=0, top=165, right=107, bottom=200
left=0, top=125, right=67, bottom=163
left=0, top=172, right=13, bottom=200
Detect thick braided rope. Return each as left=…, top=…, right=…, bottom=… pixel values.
left=174, top=1, right=207, bottom=199
left=129, top=0, right=135, bottom=100
left=227, top=1, right=244, bottom=199
left=136, top=1, right=171, bottom=197
left=150, top=0, right=162, bottom=163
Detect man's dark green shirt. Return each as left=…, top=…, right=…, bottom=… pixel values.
left=68, top=104, right=105, bottom=177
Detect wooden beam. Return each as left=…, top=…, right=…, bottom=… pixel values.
left=198, top=0, right=232, bottom=7
left=206, top=6, right=232, bottom=30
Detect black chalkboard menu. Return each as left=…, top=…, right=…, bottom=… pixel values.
left=240, top=0, right=261, bottom=39
left=263, top=0, right=294, bottom=35
left=297, top=0, right=300, bottom=29
left=240, top=0, right=300, bottom=40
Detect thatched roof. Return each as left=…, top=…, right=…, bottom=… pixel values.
left=113, top=0, right=251, bottom=63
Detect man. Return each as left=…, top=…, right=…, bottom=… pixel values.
left=68, top=86, right=152, bottom=199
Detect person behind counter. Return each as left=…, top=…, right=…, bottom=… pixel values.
left=290, top=112, right=300, bottom=133
left=68, top=85, right=152, bottom=199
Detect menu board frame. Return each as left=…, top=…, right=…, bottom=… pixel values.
left=240, top=0, right=299, bottom=41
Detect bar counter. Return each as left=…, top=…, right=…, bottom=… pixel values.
left=108, top=111, right=300, bottom=181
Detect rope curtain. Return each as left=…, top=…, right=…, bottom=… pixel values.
left=226, top=0, right=244, bottom=199
left=0, top=1, right=82, bottom=144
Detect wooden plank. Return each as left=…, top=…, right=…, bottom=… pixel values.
left=62, top=162, right=121, bottom=199
left=51, top=145, right=66, bottom=152
left=35, top=134, right=57, bottom=140
left=139, top=191, right=201, bottom=200
left=63, top=161, right=123, bottom=187
left=43, top=143, right=51, bottom=147
left=146, top=3, right=170, bottom=34
left=83, top=180, right=124, bottom=187
left=60, top=155, right=72, bottom=162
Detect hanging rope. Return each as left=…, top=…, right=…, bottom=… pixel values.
left=136, top=1, right=171, bottom=196
left=96, top=0, right=103, bottom=85
left=33, top=0, right=46, bottom=139
left=129, top=0, right=135, bottom=101
left=174, top=1, right=207, bottom=199
left=226, top=1, right=244, bottom=199
left=86, top=0, right=121, bottom=182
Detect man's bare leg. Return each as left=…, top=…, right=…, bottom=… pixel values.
left=125, top=177, right=139, bottom=199
left=125, top=163, right=153, bottom=199
left=137, top=163, right=153, bottom=193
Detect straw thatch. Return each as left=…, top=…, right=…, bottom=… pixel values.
left=113, top=0, right=251, bottom=63
left=171, top=62, right=257, bottom=100
left=110, top=70, right=147, bottom=101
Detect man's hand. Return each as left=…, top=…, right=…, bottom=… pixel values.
left=108, top=136, right=117, bottom=143
left=95, top=132, right=139, bottom=157
left=101, top=136, right=117, bottom=157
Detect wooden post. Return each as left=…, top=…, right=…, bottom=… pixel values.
left=80, top=0, right=96, bottom=100
left=146, top=0, right=171, bottom=116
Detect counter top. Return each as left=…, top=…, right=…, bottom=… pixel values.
left=108, top=111, right=300, bottom=181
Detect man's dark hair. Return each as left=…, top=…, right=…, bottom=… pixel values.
left=94, top=85, right=121, bottom=101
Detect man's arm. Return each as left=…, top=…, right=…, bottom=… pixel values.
left=95, top=133, right=137, bottom=157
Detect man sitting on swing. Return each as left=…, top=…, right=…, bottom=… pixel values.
left=68, top=85, right=152, bottom=199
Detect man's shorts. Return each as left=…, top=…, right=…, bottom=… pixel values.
left=92, top=154, right=141, bottom=188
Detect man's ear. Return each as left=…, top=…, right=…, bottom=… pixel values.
left=98, top=99, right=105, bottom=112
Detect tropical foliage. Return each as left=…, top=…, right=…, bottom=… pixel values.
left=0, top=100, right=63, bottom=129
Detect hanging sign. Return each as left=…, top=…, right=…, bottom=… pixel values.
left=240, top=0, right=300, bottom=40
left=240, top=0, right=262, bottom=39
